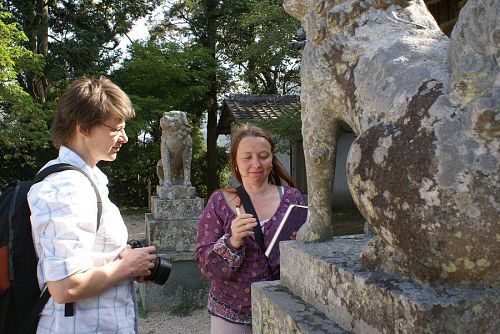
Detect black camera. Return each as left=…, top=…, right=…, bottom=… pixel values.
left=127, top=240, right=172, bottom=285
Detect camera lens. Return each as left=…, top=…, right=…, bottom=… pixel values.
left=127, top=240, right=172, bottom=285
left=148, top=256, right=172, bottom=285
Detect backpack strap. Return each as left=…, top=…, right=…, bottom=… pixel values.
left=236, top=186, right=265, bottom=252
left=33, top=163, right=102, bottom=230
left=23, top=287, right=51, bottom=333
left=22, top=163, right=103, bottom=332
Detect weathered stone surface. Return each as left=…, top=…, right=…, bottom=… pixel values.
left=279, top=238, right=500, bottom=334
left=284, top=0, right=500, bottom=286
left=146, top=213, right=198, bottom=252
left=158, top=111, right=192, bottom=187
left=139, top=254, right=209, bottom=312
left=157, top=185, right=196, bottom=200
left=252, top=280, right=348, bottom=334
left=151, top=196, right=204, bottom=220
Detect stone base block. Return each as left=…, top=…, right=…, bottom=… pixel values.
left=252, top=280, right=347, bottom=334
left=157, top=185, right=196, bottom=200
left=138, top=252, right=209, bottom=312
left=279, top=236, right=500, bottom=334
left=151, top=196, right=204, bottom=220
left=145, top=213, right=198, bottom=252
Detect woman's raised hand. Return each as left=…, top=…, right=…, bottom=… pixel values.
left=229, top=207, right=257, bottom=249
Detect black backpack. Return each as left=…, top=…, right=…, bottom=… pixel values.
left=0, top=163, right=102, bottom=334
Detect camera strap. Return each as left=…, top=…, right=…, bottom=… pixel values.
left=236, top=186, right=265, bottom=253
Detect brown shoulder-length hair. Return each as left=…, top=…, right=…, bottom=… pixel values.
left=51, top=76, right=135, bottom=148
left=230, top=124, right=295, bottom=187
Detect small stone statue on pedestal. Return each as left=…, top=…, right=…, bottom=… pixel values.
left=141, top=110, right=207, bottom=312
left=157, top=111, right=192, bottom=188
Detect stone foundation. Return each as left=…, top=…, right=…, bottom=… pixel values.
left=146, top=213, right=198, bottom=252
left=252, top=281, right=347, bottom=333
left=139, top=252, right=209, bottom=312
left=157, top=185, right=196, bottom=200
left=252, top=237, right=500, bottom=333
left=139, top=185, right=207, bottom=312
left=151, top=195, right=203, bottom=221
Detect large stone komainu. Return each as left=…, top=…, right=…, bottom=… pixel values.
left=284, top=0, right=499, bottom=287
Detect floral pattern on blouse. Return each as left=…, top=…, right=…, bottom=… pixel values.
left=213, top=233, right=244, bottom=271
left=196, top=186, right=304, bottom=324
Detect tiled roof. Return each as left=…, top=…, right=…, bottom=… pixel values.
left=217, top=94, right=300, bottom=135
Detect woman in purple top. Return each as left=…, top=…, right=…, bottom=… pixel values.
left=196, top=124, right=304, bottom=333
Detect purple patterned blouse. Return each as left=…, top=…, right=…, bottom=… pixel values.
left=196, top=186, right=304, bottom=325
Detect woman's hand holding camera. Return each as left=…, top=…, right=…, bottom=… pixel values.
left=229, top=206, right=257, bottom=249
left=120, top=245, right=156, bottom=278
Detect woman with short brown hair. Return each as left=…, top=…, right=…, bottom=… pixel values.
left=28, top=77, right=156, bottom=333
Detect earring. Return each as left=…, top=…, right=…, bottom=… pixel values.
left=269, top=166, right=276, bottom=182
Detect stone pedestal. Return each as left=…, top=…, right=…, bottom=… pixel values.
left=139, top=185, right=208, bottom=311
left=252, top=236, right=500, bottom=333
left=139, top=252, right=209, bottom=312
left=157, top=185, right=196, bottom=200
left=145, top=214, right=198, bottom=252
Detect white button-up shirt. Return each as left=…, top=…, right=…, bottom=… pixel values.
left=28, top=146, right=137, bottom=333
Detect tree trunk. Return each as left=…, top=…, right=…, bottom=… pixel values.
left=32, top=0, right=48, bottom=103
left=204, top=0, right=219, bottom=195
left=22, top=0, right=48, bottom=103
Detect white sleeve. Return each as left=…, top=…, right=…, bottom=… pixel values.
left=28, top=171, right=98, bottom=282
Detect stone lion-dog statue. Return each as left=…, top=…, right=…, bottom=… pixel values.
left=284, top=0, right=499, bottom=287
left=157, top=111, right=192, bottom=187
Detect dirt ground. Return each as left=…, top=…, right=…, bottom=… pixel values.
left=121, top=209, right=148, bottom=242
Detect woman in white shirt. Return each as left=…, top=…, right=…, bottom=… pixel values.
left=28, top=77, right=156, bottom=333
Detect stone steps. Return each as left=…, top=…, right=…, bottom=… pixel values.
left=252, top=236, right=500, bottom=334
left=252, top=280, right=348, bottom=334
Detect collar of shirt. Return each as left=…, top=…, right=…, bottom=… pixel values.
left=45, top=146, right=109, bottom=188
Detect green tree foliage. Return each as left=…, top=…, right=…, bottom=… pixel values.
left=220, top=0, right=301, bottom=94
left=164, top=0, right=221, bottom=195
left=2, top=0, right=161, bottom=101
left=0, top=0, right=160, bottom=202
left=108, top=41, right=214, bottom=205
left=1, top=0, right=302, bottom=206
left=254, top=105, right=302, bottom=153
left=0, top=7, right=50, bottom=184
left=158, top=0, right=301, bottom=194
left=114, top=41, right=213, bottom=120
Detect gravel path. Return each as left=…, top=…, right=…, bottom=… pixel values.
left=122, top=210, right=211, bottom=334
left=138, top=309, right=210, bottom=334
